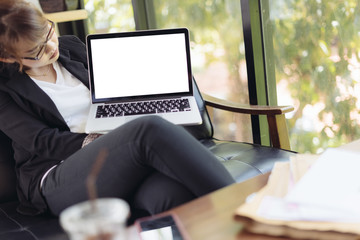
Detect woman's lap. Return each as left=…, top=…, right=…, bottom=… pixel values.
left=41, top=116, right=234, bottom=216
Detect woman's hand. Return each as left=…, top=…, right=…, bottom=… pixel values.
left=81, top=133, right=103, bottom=148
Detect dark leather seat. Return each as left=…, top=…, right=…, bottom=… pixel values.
left=0, top=78, right=296, bottom=240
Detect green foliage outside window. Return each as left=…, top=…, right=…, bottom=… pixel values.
left=270, top=0, right=360, bottom=153
left=152, top=0, right=252, bottom=142
left=84, top=0, right=135, bottom=33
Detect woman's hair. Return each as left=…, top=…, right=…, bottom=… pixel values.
left=0, top=0, right=48, bottom=71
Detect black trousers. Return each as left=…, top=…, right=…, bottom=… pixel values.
left=42, top=116, right=235, bottom=217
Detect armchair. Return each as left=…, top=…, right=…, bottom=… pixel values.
left=0, top=77, right=296, bottom=240
left=183, top=77, right=296, bottom=182
left=201, top=92, right=293, bottom=151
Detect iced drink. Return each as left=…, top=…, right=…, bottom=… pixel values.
left=60, top=198, right=130, bottom=240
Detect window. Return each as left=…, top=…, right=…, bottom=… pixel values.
left=151, top=0, right=252, bottom=142
left=262, top=0, right=360, bottom=153
left=84, top=1, right=360, bottom=152
left=84, top=0, right=135, bottom=33
left=84, top=0, right=252, bottom=142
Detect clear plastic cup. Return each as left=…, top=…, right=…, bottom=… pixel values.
left=60, top=198, right=130, bottom=240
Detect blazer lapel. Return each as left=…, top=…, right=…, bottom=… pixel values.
left=58, top=47, right=89, bottom=88
left=5, top=71, right=66, bottom=124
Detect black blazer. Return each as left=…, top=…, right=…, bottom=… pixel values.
left=0, top=36, right=89, bottom=215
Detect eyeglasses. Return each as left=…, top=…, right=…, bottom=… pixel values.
left=22, top=20, right=55, bottom=61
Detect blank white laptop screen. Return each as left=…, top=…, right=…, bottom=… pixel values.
left=89, top=33, right=190, bottom=100
left=85, top=28, right=202, bottom=133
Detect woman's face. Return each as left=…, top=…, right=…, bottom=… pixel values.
left=19, top=21, right=59, bottom=69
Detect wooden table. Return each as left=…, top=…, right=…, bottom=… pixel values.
left=127, top=172, right=274, bottom=240
left=169, top=173, right=274, bottom=240
left=128, top=139, right=360, bottom=239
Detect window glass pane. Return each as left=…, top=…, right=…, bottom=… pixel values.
left=153, top=0, right=251, bottom=142
left=84, top=0, right=135, bottom=33
left=267, top=0, right=360, bottom=153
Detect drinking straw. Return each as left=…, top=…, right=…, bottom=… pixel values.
left=86, top=148, right=108, bottom=212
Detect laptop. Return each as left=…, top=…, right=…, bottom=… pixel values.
left=85, top=28, right=203, bottom=133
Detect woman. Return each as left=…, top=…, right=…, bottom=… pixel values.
left=0, top=0, right=235, bottom=218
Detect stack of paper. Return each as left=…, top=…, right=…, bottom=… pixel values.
left=235, top=148, right=360, bottom=240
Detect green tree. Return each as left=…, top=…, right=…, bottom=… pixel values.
left=271, top=0, right=360, bottom=153
left=84, top=0, right=135, bottom=33
left=153, top=0, right=252, bottom=141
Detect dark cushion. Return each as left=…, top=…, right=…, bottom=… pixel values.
left=0, top=201, right=64, bottom=240
left=201, top=139, right=295, bottom=182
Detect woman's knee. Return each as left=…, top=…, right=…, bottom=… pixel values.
left=104, top=116, right=169, bottom=144
left=134, top=116, right=171, bottom=130
left=128, top=116, right=179, bottom=140
left=131, top=172, right=195, bottom=214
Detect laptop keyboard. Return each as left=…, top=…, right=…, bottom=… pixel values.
left=95, top=99, right=192, bottom=118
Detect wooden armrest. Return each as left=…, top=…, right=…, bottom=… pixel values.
left=201, top=92, right=294, bottom=151
left=201, top=92, right=294, bottom=115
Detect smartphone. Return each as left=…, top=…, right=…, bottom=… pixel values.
left=134, top=213, right=189, bottom=240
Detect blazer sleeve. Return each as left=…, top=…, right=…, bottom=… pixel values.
left=0, top=89, right=87, bottom=160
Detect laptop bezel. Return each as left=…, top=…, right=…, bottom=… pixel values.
left=86, top=28, right=194, bottom=104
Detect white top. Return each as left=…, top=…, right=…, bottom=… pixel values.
left=30, top=62, right=91, bottom=190
left=31, top=61, right=91, bottom=133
